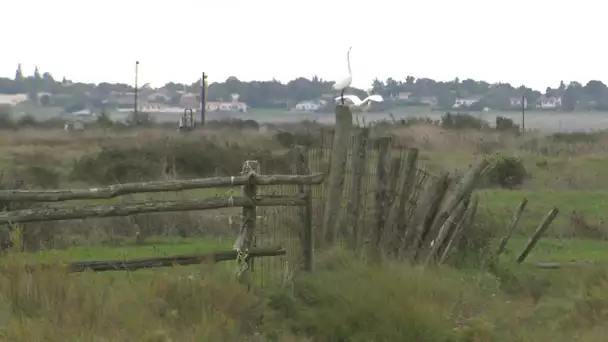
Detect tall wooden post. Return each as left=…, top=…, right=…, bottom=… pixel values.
left=321, top=105, right=352, bottom=246
left=234, top=160, right=259, bottom=284
left=293, top=146, right=313, bottom=271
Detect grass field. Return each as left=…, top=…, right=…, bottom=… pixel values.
left=3, top=120, right=608, bottom=340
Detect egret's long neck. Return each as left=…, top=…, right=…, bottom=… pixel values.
left=347, top=50, right=352, bottom=75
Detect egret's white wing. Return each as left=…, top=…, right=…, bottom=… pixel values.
left=368, top=94, right=384, bottom=102
left=336, top=94, right=363, bottom=105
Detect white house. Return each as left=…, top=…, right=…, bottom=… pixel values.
left=453, top=97, right=481, bottom=108
left=205, top=101, right=248, bottom=113
left=509, top=97, right=528, bottom=108
left=205, top=93, right=248, bottom=113
left=295, top=101, right=322, bottom=112
left=395, top=92, right=411, bottom=100
left=0, top=93, right=28, bottom=106
left=419, top=96, right=438, bottom=106
left=537, top=96, right=562, bottom=109
left=115, top=103, right=185, bottom=113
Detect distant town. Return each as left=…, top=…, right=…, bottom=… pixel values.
left=1, top=64, right=606, bottom=122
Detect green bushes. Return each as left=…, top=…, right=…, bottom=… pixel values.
left=483, top=155, right=527, bottom=189
left=495, top=116, right=520, bottom=133
left=70, top=138, right=292, bottom=184
left=550, top=131, right=601, bottom=144
left=441, top=113, right=489, bottom=130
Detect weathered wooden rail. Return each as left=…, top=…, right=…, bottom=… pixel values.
left=28, top=246, right=286, bottom=273
left=1, top=162, right=322, bottom=275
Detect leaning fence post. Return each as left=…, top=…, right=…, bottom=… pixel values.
left=516, top=207, right=558, bottom=264
left=321, top=105, right=352, bottom=246
left=293, top=146, right=314, bottom=272
left=496, top=198, right=528, bottom=258
left=234, top=160, right=259, bottom=284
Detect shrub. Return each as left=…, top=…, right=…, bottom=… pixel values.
left=484, top=155, right=527, bottom=189
left=206, top=119, right=260, bottom=130
left=397, top=117, right=439, bottom=127
left=70, top=138, right=291, bottom=184
left=97, top=109, right=114, bottom=127
left=16, top=114, right=36, bottom=127
left=440, top=112, right=489, bottom=130
left=0, top=106, right=15, bottom=129
left=495, top=116, right=520, bottom=133
left=550, top=132, right=600, bottom=144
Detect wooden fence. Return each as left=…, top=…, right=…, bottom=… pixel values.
left=0, top=165, right=323, bottom=275
left=306, top=105, right=560, bottom=266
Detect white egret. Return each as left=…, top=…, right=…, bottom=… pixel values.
left=335, top=94, right=384, bottom=107
left=332, top=47, right=353, bottom=105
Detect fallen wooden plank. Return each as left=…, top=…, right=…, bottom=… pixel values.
left=26, top=246, right=286, bottom=273
left=536, top=260, right=607, bottom=269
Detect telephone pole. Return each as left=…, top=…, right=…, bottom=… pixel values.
left=200, top=72, right=207, bottom=126
left=134, top=61, right=140, bottom=123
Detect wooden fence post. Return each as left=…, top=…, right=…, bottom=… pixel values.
left=234, top=160, right=259, bottom=283
left=496, top=198, right=528, bottom=258
left=387, top=148, right=419, bottom=258
left=346, top=128, right=368, bottom=250
left=372, top=137, right=391, bottom=259
left=516, top=207, right=558, bottom=264
left=321, top=105, right=352, bottom=246
left=424, top=159, right=489, bottom=265
left=293, top=146, right=314, bottom=272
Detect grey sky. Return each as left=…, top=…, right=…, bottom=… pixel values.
left=1, top=0, right=604, bottom=91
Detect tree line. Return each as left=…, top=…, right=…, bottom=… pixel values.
left=2, top=64, right=608, bottom=111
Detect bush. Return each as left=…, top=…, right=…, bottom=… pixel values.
left=0, top=106, right=15, bottom=129
left=484, top=155, right=527, bottom=189
left=206, top=119, right=260, bottom=130
left=495, top=116, right=520, bottom=133
left=392, top=117, right=439, bottom=127
left=126, top=111, right=154, bottom=126
left=16, top=114, right=36, bottom=127
left=550, top=132, right=600, bottom=144
left=70, top=138, right=291, bottom=184
left=97, top=109, right=114, bottom=127
left=440, top=113, right=489, bottom=130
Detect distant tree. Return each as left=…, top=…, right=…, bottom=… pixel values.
left=562, top=82, right=583, bottom=111
left=33, top=67, right=41, bottom=81
left=42, top=72, right=54, bottom=83
left=14, top=64, right=23, bottom=82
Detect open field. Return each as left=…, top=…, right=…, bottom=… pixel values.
left=14, top=103, right=608, bottom=132
left=3, top=115, right=608, bottom=340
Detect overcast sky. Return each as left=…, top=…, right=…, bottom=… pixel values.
left=1, top=0, right=604, bottom=91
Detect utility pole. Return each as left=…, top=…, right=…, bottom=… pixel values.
left=521, top=95, right=526, bottom=133
left=200, top=72, right=207, bottom=126
left=134, top=61, right=140, bottom=124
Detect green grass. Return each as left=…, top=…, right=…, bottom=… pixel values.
left=4, top=246, right=608, bottom=341
left=26, top=236, right=231, bottom=262
left=499, top=237, right=608, bottom=263
left=478, top=188, right=608, bottom=236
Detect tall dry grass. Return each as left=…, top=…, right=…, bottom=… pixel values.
left=0, top=248, right=606, bottom=341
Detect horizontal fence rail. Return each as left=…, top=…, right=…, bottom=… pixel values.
left=0, top=195, right=308, bottom=223
left=26, top=246, right=286, bottom=273
left=0, top=173, right=324, bottom=202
